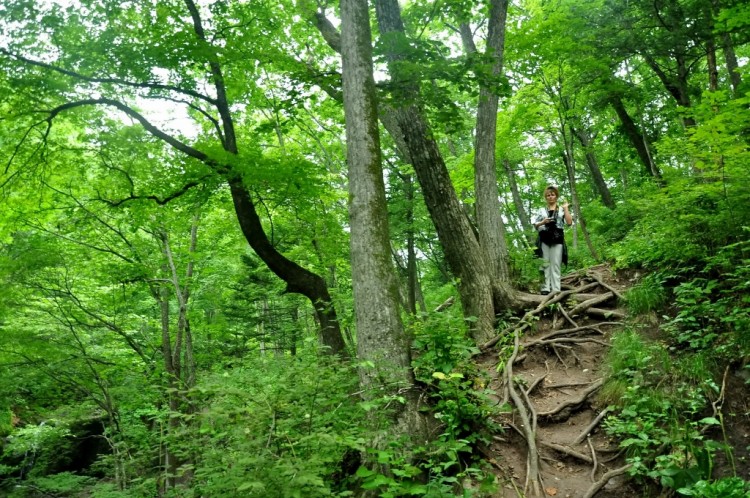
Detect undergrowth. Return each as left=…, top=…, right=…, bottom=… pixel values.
left=354, top=313, right=501, bottom=497
left=601, top=237, right=750, bottom=497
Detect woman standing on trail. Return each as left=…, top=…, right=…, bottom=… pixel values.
left=533, top=185, right=573, bottom=295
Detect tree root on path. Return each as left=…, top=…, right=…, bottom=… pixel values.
left=538, top=440, right=593, bottom=464
left=538, top=378, right=604, bottom=421
left=582, top=463, right=632, bottom=498
left=573, top=407, right=611, bottom=445
left=526, top=336, right=611, bottom=349
left=504, top=330, right=545, bottom=497
left=587, top=307, right=626, bottom=319
left=484, top=282, right=600, bottom=350
left=587, top=270, right=625, bottom=301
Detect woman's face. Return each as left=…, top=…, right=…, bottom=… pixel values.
left=545, top=190, right=558, bottom=203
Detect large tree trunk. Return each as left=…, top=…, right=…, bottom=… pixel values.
left=571, top=126, right=615, bottom=208
left=473, top=0, right=514, bottom=309
left=340, top=0, right=427, bottom=445
left=609, top=94, right=660, bottom=179
left=374, top=0, right=496, bottom=344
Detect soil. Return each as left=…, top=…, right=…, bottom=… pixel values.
left=470, top=264, right=750, bottom=497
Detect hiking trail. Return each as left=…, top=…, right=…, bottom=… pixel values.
left=477, top=264, right=639, bottom=498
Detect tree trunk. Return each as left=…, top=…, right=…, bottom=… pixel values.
left=503, top=159, right=533, bottom=237
left=707, top=39, right=719, bottom=92
left=473, top=0, right=514, bottom=309
left=571, top=126, right=615, bottom=208
left=340, top=0, right=428, bottom=446
left=561, top=128, right=600, bottom=261
left=374, top=0, right=496, bottom=344
left=722, top=33, right=742, bottom=95
left=404, top=174, right=418, bottom=315
left=227, top=179, right=349, bottom=357
left=643, top=53, right=695, bottom=128
left=609, top=94, right=660, bottom=179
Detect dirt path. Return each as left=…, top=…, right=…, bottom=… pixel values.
left=478, top=264, right=638, bottom=498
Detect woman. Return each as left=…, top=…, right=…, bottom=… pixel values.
left=533, top=186, right=573, bottom=295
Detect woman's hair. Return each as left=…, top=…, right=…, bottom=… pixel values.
left=544, top=185, right=559, bottom=197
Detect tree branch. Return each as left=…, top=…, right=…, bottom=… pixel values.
left=0, top=48, right=218, bottom=106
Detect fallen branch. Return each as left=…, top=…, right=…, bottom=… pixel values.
left=582, top=463, right=632, bottom=498
left=433, top=296, right=454, bottom=312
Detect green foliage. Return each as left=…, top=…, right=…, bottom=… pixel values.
left=355, top=439, right=493, bottom=498
left=356, top=314, right=502, bottom=497
left=660, top=241, right=750, bottom=360
left=677, top=477, right=750, bottom=497
left=1, top=422, right=73, bottom=480
left=5, top=472, right=96, bottom=498
left=188, top=354, right=363, bottom=498
left=624, top=273, right=667, bottom=314
left=602, top=328, right=748, bottom=494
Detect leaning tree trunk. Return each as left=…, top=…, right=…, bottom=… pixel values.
left=183, top=0, right=349, bottom=358
left=503, top=159, right=533, bottom=239
left=374, top=0, right=496, bottom=344
left=571, top=126, right=615, bottom=209
left=643, top=53, right=695, bottom=129
left=340, top=0, right=428, bottom=445
left=609, top=94, right=660, bottom=179
left=721, top=32, right=742, bottom=95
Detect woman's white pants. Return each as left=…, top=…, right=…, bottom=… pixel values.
left=541, top=242, right=563, bottom=293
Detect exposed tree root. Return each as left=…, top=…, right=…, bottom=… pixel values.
left=492, top=283, right=598, bottom=343
left=587, top=436, right=598, bottom=482
left=538, top=378, right=604, bottom=420
left=574, top=407, right=611, bottom=445
left=484, top=269, right=630, bottom=495
left=569, top=292, right=614, bottom=316
left=587, top=271, right=625, bottom=300
left=587, top=307, right=626, bottom=319
left=526, top=337, right=611, bottom=349
left=538, top=440, right=593, bottom=464
left=582, top=463, right=633, bottom=498
left=504, top=330, right=544, bottom=496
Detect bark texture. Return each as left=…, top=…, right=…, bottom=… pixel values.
left=473, top=0, right=514, bottom=309
left=374, top=0, right=496, bottom=343
left=571, top=126, right=615, bottom=209
left=609, top=94, right=660, bottom=179
left=340, top=0, right=428, bottom=442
